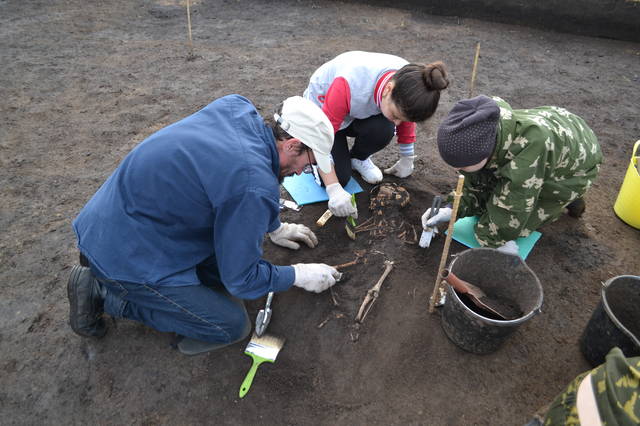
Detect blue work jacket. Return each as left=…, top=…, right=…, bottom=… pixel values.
left=73, top=95, right=295, bottom=299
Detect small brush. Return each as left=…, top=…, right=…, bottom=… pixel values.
left=239, top=333, right=285, bottom=398
left=345, top=193, right=357, bottom=240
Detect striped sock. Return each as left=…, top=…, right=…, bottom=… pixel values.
left=398, top=144, right=414, bottom=157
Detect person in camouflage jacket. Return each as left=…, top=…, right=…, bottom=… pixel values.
left=422, top=95, right=602, bottom=253
left=525, top=347, right=640, bottom=425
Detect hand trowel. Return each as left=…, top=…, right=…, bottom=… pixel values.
left=255, top=292, right=273, bottom=337
left=419, top=195, right=442, bottom=248
left=442, top=269, right=521, bottom=320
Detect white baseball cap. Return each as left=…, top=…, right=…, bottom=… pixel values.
left=274, top=96, right=334, bottom=173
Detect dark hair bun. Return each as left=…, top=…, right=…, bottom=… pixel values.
left=423, top=61, right=449, bottom=91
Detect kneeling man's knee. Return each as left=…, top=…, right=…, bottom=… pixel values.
left=225, top=308, right=251, bottom=343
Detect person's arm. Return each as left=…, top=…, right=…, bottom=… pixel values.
left=214, top=191, right=342, bottom=296
left=317, top=77, right=357, bottom=217
left=319, top=167, right=339, bottom=186
left=384, top=121, right=417, bottom=178
left=454, top=172, right=495, bottom=219
left=317, top=76, right=350, bottom=187
left=321, top=77, right=350, bottom=134
left=213, top=191, right=295, bottom=299
left=396, top=121, right=416, bottom=145
left=423, top=174, right=488, bottom=231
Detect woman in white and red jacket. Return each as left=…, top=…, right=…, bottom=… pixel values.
left=303, top=51, right=449, bottom=218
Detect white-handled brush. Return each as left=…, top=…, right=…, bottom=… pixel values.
left=238, top=333, right=285, bottom=398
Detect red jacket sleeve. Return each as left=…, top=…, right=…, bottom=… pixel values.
left=396, top=121, right=416, bottom=144
left=321, top=77, right=351, bottom=133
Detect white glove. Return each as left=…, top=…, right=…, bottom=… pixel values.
left=421, top=207, right=452, bottom=229
left=496, top=240, right=519, bottom=256
left=292, top=264, right=342, bottom=293
left=269, top=223, right=318, bottom=250
left=384, top=155, right=416, bottom=178
left=326, top=183, right=358, bottom=218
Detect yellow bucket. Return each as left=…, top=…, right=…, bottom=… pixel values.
left=613, top=140, right=640, bottom=229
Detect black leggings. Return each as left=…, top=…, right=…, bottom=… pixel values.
left=332, top=114, right=395, bottom=186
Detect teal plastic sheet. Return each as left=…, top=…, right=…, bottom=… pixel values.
left=448, top=216, right=542, bottom=259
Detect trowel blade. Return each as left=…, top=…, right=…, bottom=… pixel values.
left=255, top=310, right=266, bottom=336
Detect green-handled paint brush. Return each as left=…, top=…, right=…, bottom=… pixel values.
left=239, top=333, right=285, bottom=398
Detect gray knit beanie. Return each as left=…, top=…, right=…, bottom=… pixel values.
left=437, top=95, right=500, bottom=167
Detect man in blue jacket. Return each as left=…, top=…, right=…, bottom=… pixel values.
left=68, top=95, right=341, bottom=355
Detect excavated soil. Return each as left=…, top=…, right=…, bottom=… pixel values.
left=1, top=0, right=639, bottom=424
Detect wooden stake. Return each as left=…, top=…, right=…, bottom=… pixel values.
left=186, top=0, right=194, bottom=56
left=429, top=175, right=465, bottom=313
left=469, top=42, right=481, bottom=98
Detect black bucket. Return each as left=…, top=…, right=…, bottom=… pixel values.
left=441, top=248, right=543, bottom=354
left=580, top=275, right=640, bottom=367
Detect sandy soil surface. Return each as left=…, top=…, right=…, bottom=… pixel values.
left=1, top=0, right=639, bottom=424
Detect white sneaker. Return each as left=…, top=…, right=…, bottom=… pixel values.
left=351, top=157, right=383, bottom=184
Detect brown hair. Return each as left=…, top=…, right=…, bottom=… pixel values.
left=267, top=103, right=294, bottom=142
left=390, top=61, right=449, bottom=122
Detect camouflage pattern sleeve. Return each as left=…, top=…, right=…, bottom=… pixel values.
left=543, top=371, right=589, bottom=425
left=446, top=172, right=495, bottom=219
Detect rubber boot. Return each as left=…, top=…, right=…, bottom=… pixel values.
left=67, top=265, right=107, bottom=338
left=566, top=197, right=586, bottom=218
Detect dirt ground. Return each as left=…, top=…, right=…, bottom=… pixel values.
left=1, top=0, right=639, bottom=424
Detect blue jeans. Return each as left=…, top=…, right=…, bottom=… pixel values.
left=89, top=256, right=250, bottom=343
